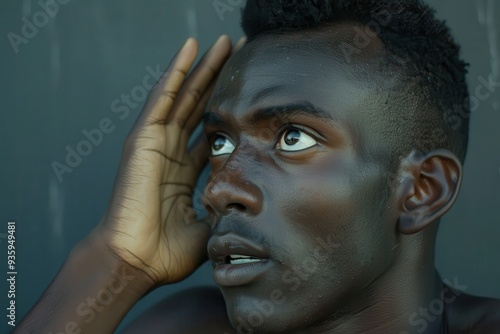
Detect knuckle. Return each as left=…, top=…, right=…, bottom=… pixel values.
left=161, top=90, right=177, bottom=100
left=186, top=87, right=203, bottom=102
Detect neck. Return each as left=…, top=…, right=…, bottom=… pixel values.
left=306, top=230, right=446, bottom=334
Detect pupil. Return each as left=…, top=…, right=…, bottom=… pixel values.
left=285, top=130, right=300, bottom=145
left=213, top=136, right=225, bottom=151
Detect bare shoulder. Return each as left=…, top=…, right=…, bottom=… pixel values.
left=447, top=289, right=500, bottom=333
left=121, top=286, right=236, bottom=334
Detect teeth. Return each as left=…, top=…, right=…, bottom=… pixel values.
left=228, top=254, right=261, bottom=265
left=230, top=254, right=253, bottom=259
left=230, top=258, right=261, bottom=265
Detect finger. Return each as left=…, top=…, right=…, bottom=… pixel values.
left=138, top=38, right=199, bottom=127
left=231, top=36, right=247, bottom=55
left=165, top=35, right=232, bottom=128
left=188, top=131, right=210, bottom=173
left=184, top=74, right=217, bottom=133
left=183, top=35, right=247, bottom=132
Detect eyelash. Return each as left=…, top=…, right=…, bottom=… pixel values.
left=207, top=124, right=320, bottom=152
left=276, top=123, right=314, bottom=144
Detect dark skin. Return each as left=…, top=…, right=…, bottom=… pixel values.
left=17, top=23, right=500, bottom=334
left=202, top=26, right=434, bottom=332
left=126, top=23, right=500, bottom=333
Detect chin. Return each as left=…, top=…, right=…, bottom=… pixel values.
left=222, top=286, right=317, bottom=334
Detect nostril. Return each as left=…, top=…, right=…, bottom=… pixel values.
left=227, top=203, right=246, bottom=212
left=202, top=176, right=261, bottom=215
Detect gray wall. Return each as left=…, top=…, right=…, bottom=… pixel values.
left=0, top=0, right=498, bottom=333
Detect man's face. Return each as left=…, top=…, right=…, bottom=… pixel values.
left=204, top=24, right=401, bottom=332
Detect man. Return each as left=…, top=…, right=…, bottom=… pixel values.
left=16, top=0, right=500, bottom=333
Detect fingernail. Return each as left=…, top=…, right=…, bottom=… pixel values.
left=236, top=36, right=247, bottom=47
left=206, top=35, right=229, bottom=56
left=171, top=38, right=195, bottom=61
left=182, top=37, right=195, bottom=50
left=214, top=35, right=229, bottom=47
left=233, top=36, right=247, bottom=52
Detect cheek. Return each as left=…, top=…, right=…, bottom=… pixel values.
left=276, top=156, right=395, bottom=284
left=278, top=156, right=358, bottom=244
left=278, top=168, right=359, bottom=276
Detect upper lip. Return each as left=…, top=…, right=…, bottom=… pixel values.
left=207, top=232, right=269, bottom=265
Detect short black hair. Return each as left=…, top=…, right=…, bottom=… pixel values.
left=240, top=0, right=470, bottom=165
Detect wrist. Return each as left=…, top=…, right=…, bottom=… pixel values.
left=71, top=233, right=157, bottom=297
left=15, top=235, right=157, bottom=334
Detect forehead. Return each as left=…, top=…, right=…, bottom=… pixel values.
left=206, top=22, right=390, bottom=142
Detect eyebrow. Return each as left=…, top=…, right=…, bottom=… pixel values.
left=203, top=101, right=333, bottom=127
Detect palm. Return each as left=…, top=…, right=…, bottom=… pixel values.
left=92, top=36, right=239, bottom=284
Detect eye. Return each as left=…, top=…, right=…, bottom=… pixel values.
left=211, top=134, right=235, bottom=156
left=277, top=128, right=318, bottom=152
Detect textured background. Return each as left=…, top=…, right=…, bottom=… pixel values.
left=0, top=0, right=499, bottom=333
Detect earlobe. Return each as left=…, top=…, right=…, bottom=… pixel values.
left=397, top=149, right=462, bottom=235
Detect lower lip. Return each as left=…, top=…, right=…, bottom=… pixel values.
left=213, top=260, right=271, bottom=287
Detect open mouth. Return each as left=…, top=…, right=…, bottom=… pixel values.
left=208, top=232, right=269, bottom=266
left=208, top=232, right=271, bottom=286
left=215, top=255, right=270, bottom=286
left=226, top=254, right=262, bottom=265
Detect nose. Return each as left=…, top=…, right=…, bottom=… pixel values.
left=202, top=155, right=263, bottom=217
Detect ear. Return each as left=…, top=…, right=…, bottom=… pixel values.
left=396, top=149, right=463, bottom=234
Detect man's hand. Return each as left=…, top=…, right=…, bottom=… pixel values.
left=90, top=35, right=234, bottom=284
left=15, top=36, right=245, bottom=334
